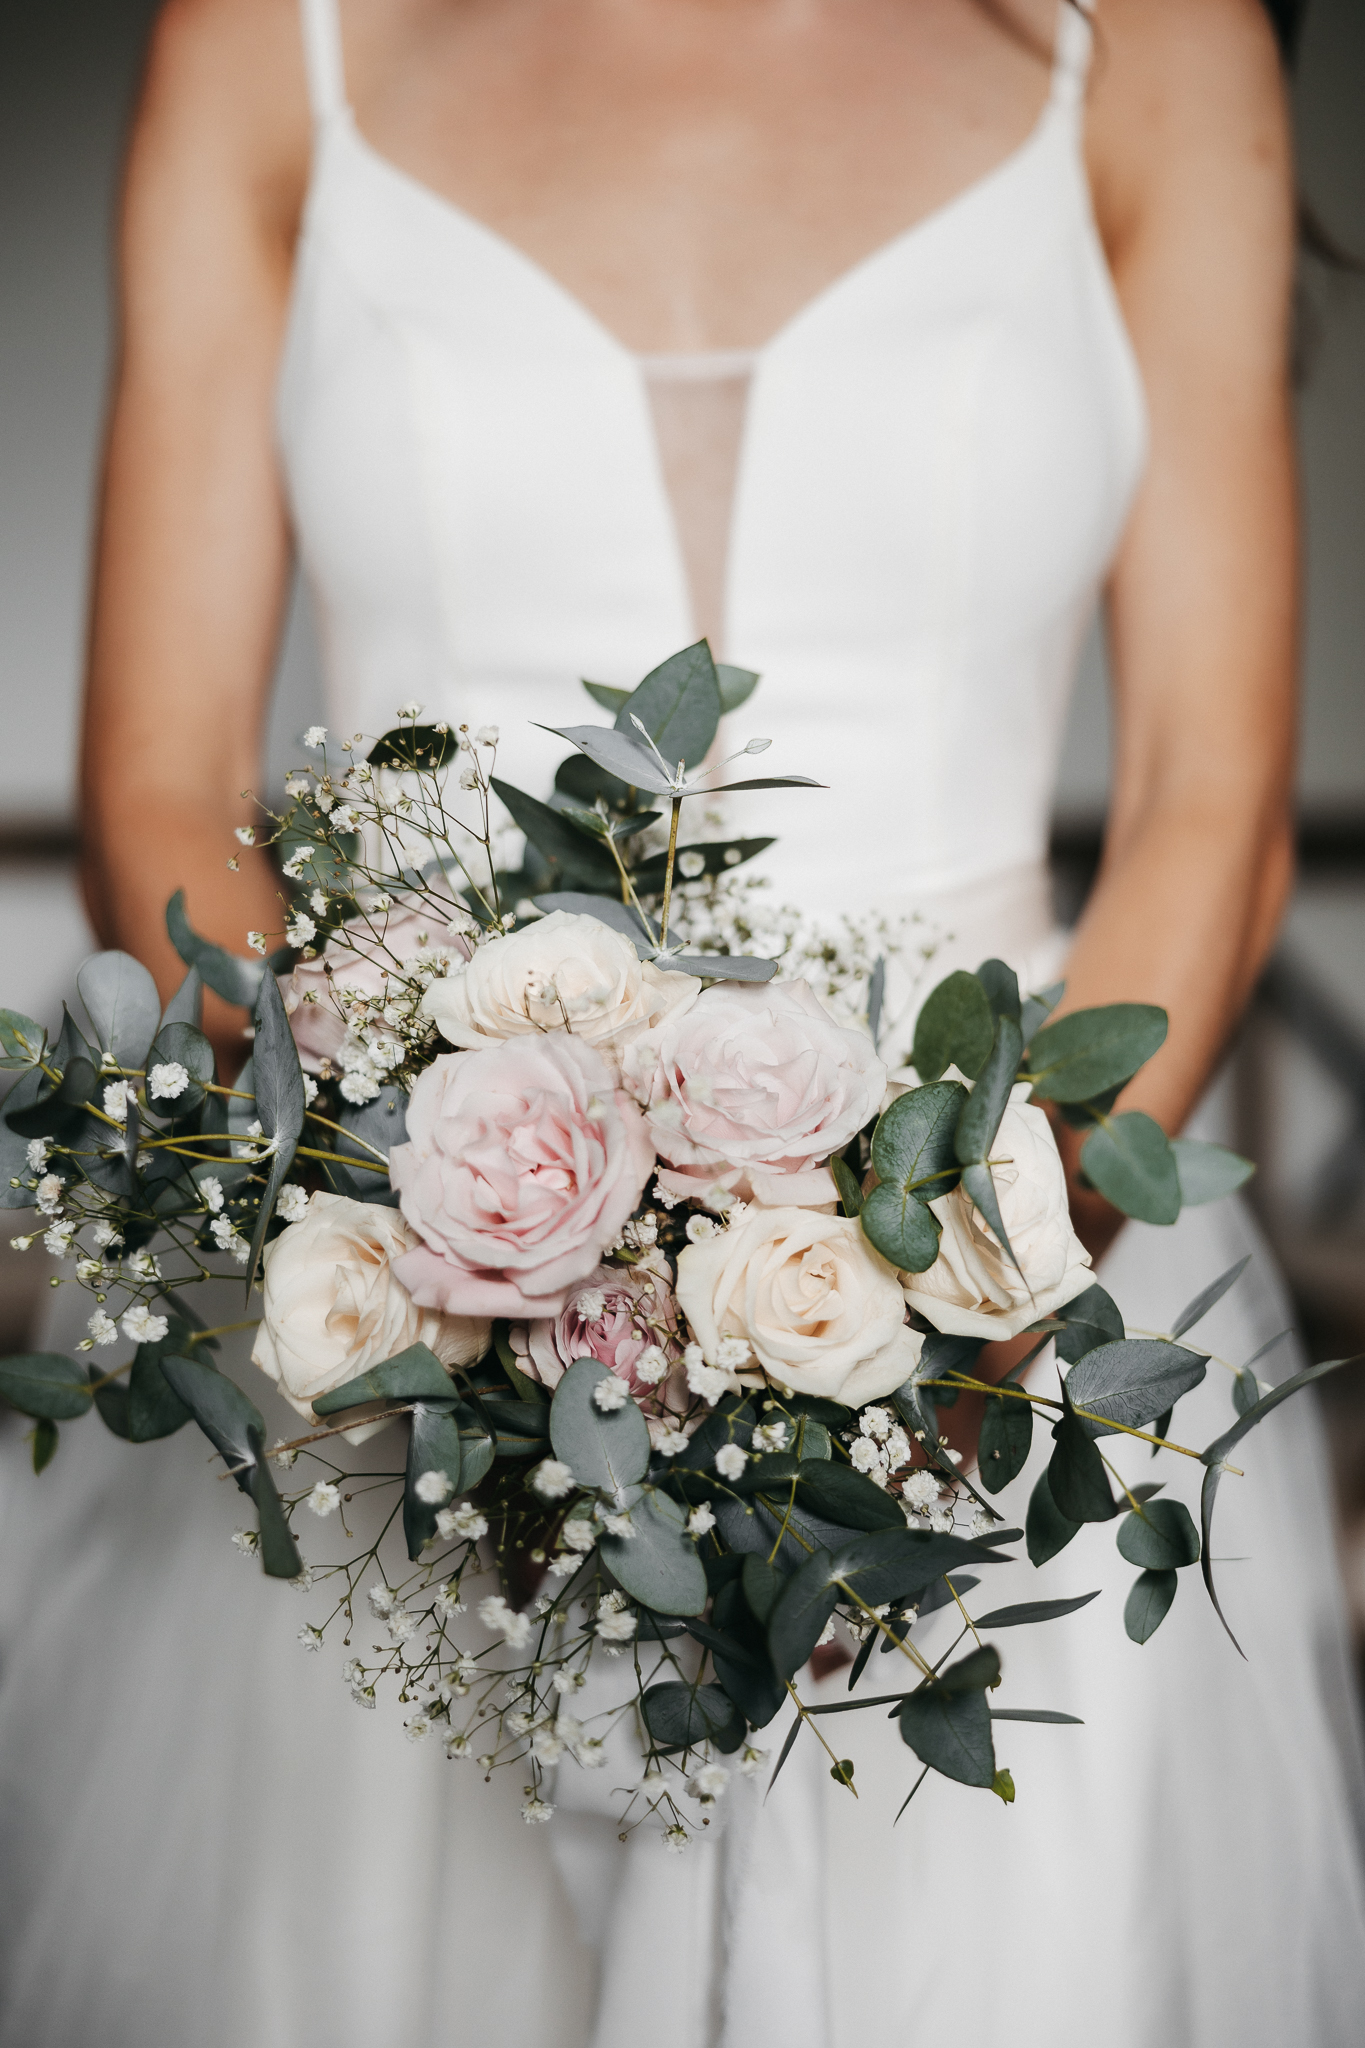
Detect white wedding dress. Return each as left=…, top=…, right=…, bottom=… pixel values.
left=2, top=2, right=1363, bottom=2042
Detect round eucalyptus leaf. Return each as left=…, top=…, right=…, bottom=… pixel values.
left=1025, top=1467, right=1081, bottom=1566
left=1116, top=1497, right=1200, bottom=1571
left=1026, top=1003, right=1168, bottom=1104
left=899, top=1674, right=997, bottom=1788
left=1063, top=1338, right=1207, bottom=1435
left=870, top=1080, right=966, bottom=1199
left=1171, top=1138, right=1254, bottom=1208
left=0, top=1352, right=94, bottom=1421
left=549, top=1357, right=650, bottom=1493
left=978, top=1392, right=1033, bottom=1494
left=1081, top=1112, right=1181, bottom=1225
left=599, top=1489, right=708, bottom=1616
left=76, top=950, right=162, bottom=1070
left=641, top=1679, right=744, bottom=1753
left=911, top=970, right=995, bottom=1084
left=1124, top=1567, right=1178, bottom=1644
left=860, top=1182, right=942, bottom=1272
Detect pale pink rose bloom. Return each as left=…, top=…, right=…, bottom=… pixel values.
left=390, top=1036, right=656, bottom=1319
left=621, top=979, right=886, bottom=1208
left=511, top=1260, right=692, bottom=1430
left=281, top=895, right=471, bottom=1073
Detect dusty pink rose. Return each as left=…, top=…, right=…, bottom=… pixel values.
left=621, top=979, right=886, bottom=1207
left=389, top=1036, right=656, bottom=1319
left=282, top=895, right=471, bottom=1073
left=512, top=1260, right=692, bottom=1438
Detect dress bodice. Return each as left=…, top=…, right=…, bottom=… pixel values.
left=277, top=0, right=1145, bottom=935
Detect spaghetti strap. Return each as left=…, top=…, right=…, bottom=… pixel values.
left=298, top=0, right=349, bottom=125
left=1049, top=0, right=1096, bottom=112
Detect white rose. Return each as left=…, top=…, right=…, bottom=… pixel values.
left=251, top=1192, right=490, bottom=1425
left=676, top=1205, right=921, bottom=1406
left=901, top=1092, right=1093, bottom=1339
left=421, top=910, right=700, bottom=1073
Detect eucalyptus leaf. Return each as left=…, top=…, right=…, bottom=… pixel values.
left=959, top=1160, right=1022, bottom=1277
left=867, top=956, right=886, bottom=1053
left=975, top=959, right=1020, bottom=1023
left=704, top=775, right=825, bottom=795
left=742, top=1553, right=785, bottom=1628
left=955, top=1016, right=1023, bottom=1166
left=715, top=662, right=760, bottom=714
left=580, top=679, right=631, bottom=715
left=1063, top=1338, right=1207, bottom=1436
left=859, top=1182, right=942, bottom=1272
left=0, top=1008, right=45, bottom=1070
left=245, top=969, right=307, bottom=1284
left=549, top=1357, right=651, bottom=1492
left=655, top=953, right=779, bottom=983
left=76, top=951, right=161, bottom=1070
left=158, top=1354, right=266, bottom=1493
left=641, top=1679, right=744, bottom=1754
left=313, top=1342, right=455, bottom=1415
left=830, top=1155, right=864, bottom=1218
left=898, top=1654, right=999, bottom=1788
left=1047, top=1414, right=1116, bottom=1524
left=0, top=1352, right=93, bottom=1421
left=1025, top=1467, right=1081, bottom=1566
left=794, top=1461, right=907, bottom=1532
left=600, top=1488, right=708, bottom=1616
left=632, top=837, right=774, bottom=894
left=1116, top=1498, right=1200, bottom=1571
left=366, top=723, right=458, bottom=770
left=539, top=724, right=677, bottom=796
left=972, top=1590, right=1100, bottom=1629
left=146, top=1021, right=215, bottom=1117
left=616, top=641, right=722, bottom=771
left=336, top=1088, right=408, bottom=1179
left=911, top=971, right=994, bottom=1084
left=1053, top=1282, right=1126, bottom=1365
left=1081, top=1113, right=1181, bottom=1225
left=767, top=1528, right=1008, bottom=1680
left=127, top=1327, right=195, bottom=1441
left=159, top=967, right=204, bottom=1032
left=404, top=1405, right=465, bottom=1559
left=1171, top=1138, right=1255, bottom=1207
left=532, top=894, right=659, bottom=952
left=1170, top=1256, right=1252, bottom=1340
left=1026, top=1004, right=1168, bottom=1104
left=990, top=1707, right=1084, bottom=1724
left=872, top=1080, right=966, bottom=1200
left=491, top=778, right=621, bottom=888
left=165, top=891, right=265, bottom=1008
left=978, top=1392, right=1033, bottom=1494
left=1019, top=980, right=1065, bottom=1045
left=1124, top=1568, right=1178, bottom=1644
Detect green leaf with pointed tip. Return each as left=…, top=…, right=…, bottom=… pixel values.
left=656, top=953, right=779, bottom=983
left=160, top=967, right=204, bottom=1032
left=0, top=1008, right=45, bottom=1070
left=990, top=1707, right=1084, bottom=1724
left=973, top=1590, right=1100, bottom=1629
left=0, top=1352, right=93, bottom=1421
left=533, top=893, right=658, bottom=953
left=146, top=1021, right=215, bottom=1117
left=490, top=777, right=621, bottom=887
left=959, top=1160, right=1021, bottom=1276
left=1026, top=1003, right=1168, bottom=1104
left=549, top=1357, right=650, bottom=1493
left=600, top=1488, right=708, bottom=1616
left=29, top=1416, right=59, bottom=1472
left=165, top=891, right=265, bottom=1008
left=642, top=1678, right=745, bottom=1754
left=1019, top=980, right=1065, bottom=1044
left=768, top=1528, right=1007, bottom=1681
left=975, top=959, right=1020, bottom=1023
left=1081, top=1112, right=1181, bottom=1225
left=1048, top=1412, right=1117, bottom=1523
left=911, top=970, right=994, bottom=1084
left=616, top=641, right=722, bottom=772
left=1025, top=1466, right=1081, bottom=1565
left=404, top=1404, right=465, bottom=1559
left=871, top=1079, right=967, bottom=1199
left=366, top=723, right=458, bottom=769
left=830, top=1155, right=864, bottom=1218
left=859, top=1181, right=942, bottom=1272
left=955, top=1016, right=1023, bottom=1166
left=312, top=1342, right=455, bottom=1415
left=127, top=1324, right=195, bottom=1441
left=1172, top=1138, right=1254, bottom=1207
left=1171, top=1256, right=1251, bottom=1340
left=581, top=679, right=631, bottom=715
left=978, top=1392, right=1033, bottom=1494
left=251, top=1453, right=304, bottom=1579
left=899, top=1660, right=998, bottom=1788
left=158, top=1354, right=265, bottom=1493
left=632, top=836, right=774, bottom=894
left=793, top=1460, right=906, bottom=1532
left=540, top=724, right=677, bottom=795
left=1116, top=1497, right=1200, bottom=1570
left=77, top=950, right=161, bottom=1070
left=742, top=1553, right=785, bottom=1628
left=1124, top=1568, right=1177, bottom=1643
left=1063, top=1338, right=1207, bottom=1436
left=1053, top=1282, right=1126, bottom=1364
left=245, top=969, right=307, bottom=1285
left=716, top=663, right=760, bottom=713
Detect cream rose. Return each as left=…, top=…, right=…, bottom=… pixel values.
left=421, top=910, right=699, bottom=1073
left=251, top=1192, right=491, bottom=1422
left=676, top=1205, right=921, bottom=1406
left=901, top=1092, right=1093, bottom=1339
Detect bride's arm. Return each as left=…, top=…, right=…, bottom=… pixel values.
left=1058, top=0, right=1298, bottom=1257
left=80, top=0, right=310, bottom=1069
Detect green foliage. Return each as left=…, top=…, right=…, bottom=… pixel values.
left=1116, top=1498, right=1200, bottom=1571
left=1124, top=1568, right=1178, bottom=1644
left=1081, top=1112, right=1182, bottom=1225
left=872, top=1080, right=966, bottom=1200
left=490, top=777, right=620, bottom=889
left=1047, top=1412, right=1117, bottom=1523
left=126, top=1320, right=196, bottom=1441
left=165, top=891, right=265, bottom=1008
left=1063, top=1339, right=1207, bottom=1436
left=1170, top=1256, right=1250, bottom=1340
left=911, top=971, right=994, bottom=1083
left=146, top=1021, right=215, bottom=1117
left=1026, top=1003, right=1168, bottom=1103
left=600, top=1489, right=708, bottom=1616
left=898, top=1646, right=1001, bottom=1788
left=768, top=1528, right=1007, bottom=1680
left=0, top=1008, right=44, bottom=1070
left=1025, top=1465, right=1080, bottom=1568
left=615, top=641, right=722, bottom=773
left=830, top=1155, right=864, bottom=1218
left=1171, top=1138, right=1255, bottom=1206
left=973, top=1590, right=1100, bottom=1629
left=641, top=1679, right=745, bottom=1753
left=159, top=967, right=204, bottom=1031
left=313, top=1342, right=456, bottom=1415
left=29, top=1416, right=59, bottom=1472
left=245, top=970, right=307, bottom=1283
left=975, top=958, right=1020, bottom=1023
left=955, top=1016, right=1023, bottom=1167
left=0, top=1352, right=93, bottom=1421
left=793, top=1460, right=907, bottom=1532
left=977, top=1392, right=1033, bottom=1494
left=632, top=836, right=774, bottom=894
left=76, top=950, right=162, bottom=1070
left=366, top=723, right=458, bottom=770
left=859, top=1182, right=942, bottom=1272
left=404, top=1405, right=465, bottom=1559
left=159, top=1354, right=301, bottom=1578
left=1052, top=1282, right=1126, bottom=1365
left=548, top=1357, right=651, bottom=1492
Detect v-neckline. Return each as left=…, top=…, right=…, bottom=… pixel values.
left=334, top=86, right=1067, bottom=370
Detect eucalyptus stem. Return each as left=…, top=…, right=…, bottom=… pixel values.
left=657, top=795, right=684, bottom=946
left=785, top=1680, right=858, bottom=1794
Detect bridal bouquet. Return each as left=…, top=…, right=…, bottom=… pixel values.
left=0, top=644, right=1347, bottom=1839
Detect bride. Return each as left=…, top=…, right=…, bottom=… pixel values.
left=2, top=1, right=1362, bottom=2043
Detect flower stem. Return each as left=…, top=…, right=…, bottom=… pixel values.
left=658, top=796, right=684, bottom=946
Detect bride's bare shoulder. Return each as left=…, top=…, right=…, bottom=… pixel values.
left=1088, top=0, right=1291, bottom=262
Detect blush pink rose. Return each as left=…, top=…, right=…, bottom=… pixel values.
left=389, top=1036, right=656, bottom=1319
left=621, top=979, right=887, bottom=1208
left=282, top=895, right=472, bottom=1073
left=512, top=1260, right=691, bottom=1430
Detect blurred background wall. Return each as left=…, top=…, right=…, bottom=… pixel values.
left=1, top=0, right=1363, bottom=1643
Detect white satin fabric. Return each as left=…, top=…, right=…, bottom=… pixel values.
left=1, top=1, right=1363, bottom=2042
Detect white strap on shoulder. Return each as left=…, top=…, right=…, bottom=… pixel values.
left=299, top=0, right=349, bottom=124
left=1049, top=0, right=1096, bottom=112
